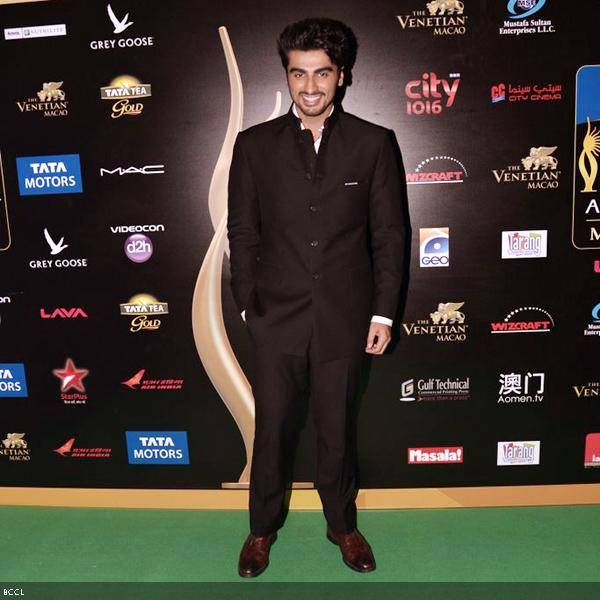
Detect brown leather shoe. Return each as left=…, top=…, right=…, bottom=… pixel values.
left=237, top=531, right=277, bottom=578
left=326, top=527, right=376, bottom=573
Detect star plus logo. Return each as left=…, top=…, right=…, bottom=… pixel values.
left=52, top=358, right=88, bottom=392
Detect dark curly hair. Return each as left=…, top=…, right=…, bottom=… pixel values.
left=277, top=18, right=358, bottom=84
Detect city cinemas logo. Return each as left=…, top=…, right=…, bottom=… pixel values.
left=499, top=0, right=555, bottom=36
left=584, top=433, right=600, bottom=468
left=573, top=65, right=600, bottom=250
left=126, top=431, right=189, bottom=464
left=498, top=371, right=545, bottom=404
left=501, top=230, right=548, bottom=259
left=396, top=1, right=468, bottom=35
left=405, top=72, right=460, bottom=115
left=16, top=154, right=83, bottom=196
left=406, top=155, right=467, bottom=185
left=497, top=441, right=540, bottom=466
left=490, top=306, right=554, bottom=334
left=0, top=363, right=28, bottom=397
left=100, top=75, right=151, bottom=118
left=400, top=377, right=470, bottom=402
left=408, top=446, right=463, bottom=464
left=420, top=227, right=449, bottom=267
left=16, top=82, right=69, bottom=117
left=120, top=293, right=169, bottom=332
left=90, top=3, right=154, bottom=50
left=491, top=82, right=562, bottom=103
left=492, top=146, right=560, bottom=189
left=1, top=433, right=31, bottom=461
left=573, top=381, right=600, bottom=399
left=40, top=307, right=88, bottom=319
left=100, top=164, right=165, bottom=176
left=402, top=302, right=468, bottom=342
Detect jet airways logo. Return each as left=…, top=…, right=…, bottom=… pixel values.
left=44, top=228, right=68, bottom=255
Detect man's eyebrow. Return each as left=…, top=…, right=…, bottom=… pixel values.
left=288, top=66, right=335, bottom=73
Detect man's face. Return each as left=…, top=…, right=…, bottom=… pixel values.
left=285, top=49, right=344, bottom=118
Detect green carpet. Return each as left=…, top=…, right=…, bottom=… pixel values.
left=1, top=505, right=599, bottom=582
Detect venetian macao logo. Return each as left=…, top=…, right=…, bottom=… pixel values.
left=397, top=1, right=468, bottom=36
left=16, top=82, right=68, bottom=117
left=402, top=301, right=468, bottom=342
left=492, top=146, right=559, bottom=189
left=16, top=154, right=82, bottom=196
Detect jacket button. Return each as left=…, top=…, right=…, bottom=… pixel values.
left=309, top=205, right=317, bottom=212
left=310, top=240, right=319, bottom=247
left=312, top=272, right=320, bottom=280
left=305, top=172, right=312, bottom=180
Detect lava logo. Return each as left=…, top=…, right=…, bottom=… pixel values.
left=507, top=0, right=545, bottom=19
left=126, top=431, right=189, bottom=464
left=0, top=363, right=28, bottom=397
left=420, top=227, right=449, bottom=267
left=16, top=154, right=82, bottom=195
left=40, top=307, right=88, bottom=319
left=405, top=72, right=460, bottom=115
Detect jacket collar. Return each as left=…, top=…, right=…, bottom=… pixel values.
left=286, top=100, right=341, bottom=132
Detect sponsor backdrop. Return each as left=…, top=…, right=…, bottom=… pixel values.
left=0, top=0, right=599, bottom=498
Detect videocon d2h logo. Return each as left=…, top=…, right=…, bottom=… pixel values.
left=573, top=65, right=600, bottom=250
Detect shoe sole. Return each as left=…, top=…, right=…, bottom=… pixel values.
left=238, top=532, right=278, bottom=578
left=326, top=531, right=376, bottom=573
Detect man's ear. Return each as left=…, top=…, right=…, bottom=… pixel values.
left=338, top=66, right=345, bottom=87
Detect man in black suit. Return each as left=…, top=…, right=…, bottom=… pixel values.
left=227, top=17, right=406, bottom=577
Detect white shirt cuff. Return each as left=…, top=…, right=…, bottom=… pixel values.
left=241, top=309, right=246, bottom=322
left=371, top=314, right=393, bottom=327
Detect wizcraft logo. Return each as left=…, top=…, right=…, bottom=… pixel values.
left=498, top=372, right=545, bottom=404
left=406, top=155, right=467, bottom=185
left=490, top=306, right=554, bottom=334
left=100, top=75, right=152, bottom=118
left=408, top=446, right=463, bottom=464
left=16, top=154, right=83, bottom=196
left=396, top=1, right=468, bottom=36
left=400, top=377, right=470, bottom=402
left=497, top=441, right=540, bottom=465
left=120, top=293, right=169, bottom=332
left=491, top=82, right=562, bottom=104
left=402, top=302, right=468, bottom=342
left=492, top=146, right=560, bottom=190
left=419, top=227, right=449, bottom=268
left=16, top=82, right=69, bottom=117
left=499, top=0, right=555, bottom=35
left=90, top=4, right=155, bottom=50
left=501, top=230, right=548, bottom=259
left=405, top=72, right=460, bottom=115
left=0, top=433, right=31, bottom=461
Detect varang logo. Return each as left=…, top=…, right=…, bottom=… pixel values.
left=584, top=433, right=600, bottom=467
left=406, top=155, right=467, bottom=185
left=492, top=146, right=560, bottom=190
left=52, top=358, right=89, bottom=404
left=40, top=307, right=88, bottom=319
left=490, top=306, right=554, bottom=334
left=583, top=302, right=600, bottom=337
left=408, top=446, right=463, bottom=464
left=499, top=371, right=545, bottom=404
left=54, top=437, right=111, bottom=458
left=122, top=369, right=184, bottom=391
left=100, top=75, right=152, bottom=118
left=501, top=230, right=548, bottom=259
left=1, top=433, right=31, bottom=461
left=16, top=81, right=69, bottom=117
left=491, top=82, right=562, bottom=103
left=405, top=72, right=460, bottom=115
left=497, top=441, right=540, bottom=466
left=120, top=293, right=169, bottom=332
left=402, top=302, right=468, bottom=342
left=396, top=1, right=468, bottom=36
left=499, top=0, right=555, bottom=35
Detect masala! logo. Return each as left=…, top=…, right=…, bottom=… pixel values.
left=402, top=302, right=468, bottom=342
left=490, top=306, right=554, bottom=334
left=120, top=293, right=169, bottom=332
left=408, top=446, right=463, bottom=464
left=405, top=72, right=460, bottom=115
left=406, top=155, right=467, bottom=185
left=396, top=0, right=468, bottom=36
left=16, top=81, right=69, bottom=117
left=100, top=75, right=152, bottom=118
left=492, top=146, right=560, bottom=190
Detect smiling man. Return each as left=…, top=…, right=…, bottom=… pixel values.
left=227, top=17, right=406, bottom=577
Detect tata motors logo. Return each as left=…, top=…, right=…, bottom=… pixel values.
left=1, top=433, right=31, bottom=461
left=584, top=433, right=600, bottom=467
left=501, top=230, right=548, bottom=259
left=90, top=4, right=155, bottom=50
left=490, top=306, right=554, bottom=333
left=16, top=154, right=82, bottom=196
left=420, top=227, right=449, bottom=267
left=0, top=363, right=28, bottom=397
left=126, top=431, right=189, bottom=464
left=497, top=441, right=540, bottom=465
left=405, top=72, right=460, bottom=115
left=396, top=1, right=468, bottom=36
left=406, top=155, right=467, bottom=185
left=500, top=0, right=554, bottom=35
left=120, top=293, right=169, bottom=332
left=408, top=446, right=463, bottom=464
left=492, top=146, right=560, bottom=190
left=402, top=302, right=468, bottom=342
left=100, top=75, right=152, bottom=118
left=16, top=81, right=69, bottom=118
left=499, top=372, right=545, bottom=404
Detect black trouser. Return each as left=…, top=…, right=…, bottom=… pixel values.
left=248, top=329, right=364, bottom=536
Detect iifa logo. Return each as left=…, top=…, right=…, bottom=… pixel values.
left=126, top=431, right=189, bottom=464
left=16, top=154, right=83, bottom=196
left=0, top=363, right=28, bottom=397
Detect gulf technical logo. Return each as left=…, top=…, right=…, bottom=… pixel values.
left=491, top=82, right=562, bottom=104
left=90, top=3, right=155, bottom=50
left=28, top=228, right=88, bottom=270
left=396, top=0, right=468, bottom=35
left=406, top=155, right=467, bottom=185
left=501, top=230, right=547, bottom=259
left=0, top=363, right=28, bottom=397
left=405, top=72, right=460, bottom=115
left=16, top=154, right=82, bottom=196
left=419, top=227, right=449, bottom=267
left=126, top=431, right=189, bottom=465
left=498, top=372, right=545, bottom=404
left=492, top=146, right=560, bottom=190
left=120, top=293, right=169, bottom=332
left=0, top=433, right=31, bottom=461
left=402, top=301, right=468, bottom=342
left=16, top=82, right=69, bottom=117
left=52, top=358, right=89, bottom=405
left=100, top=75, right=152, bottom=119
left=499, top=0, right=554, bottom=36
left=497, top=441, right=540, bottom=466
left=583, top=302, right=600, bottom=337
left=490, top=306, right=554, bottom=333
left=400, top=376, right=469, bottom=402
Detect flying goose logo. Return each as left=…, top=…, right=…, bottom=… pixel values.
left=107, top=4, right=133, bottom=34
left=44, top=228, right=68, bottom=255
